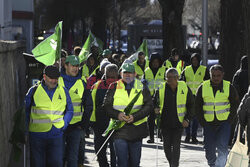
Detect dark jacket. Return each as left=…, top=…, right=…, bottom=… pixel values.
left=91, top=79, right=117, bottom=133
left=103, top=79, right=153, bottom=141
left=232, top=56, right=248, bottom=100
left=238, top=86, right=250, bottom=150
left=154, top=83, right=195, bottom=130
left=195, top=80, right=239, bottom=127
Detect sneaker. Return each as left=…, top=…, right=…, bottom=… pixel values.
left=147, top=139, right=154, bottom=143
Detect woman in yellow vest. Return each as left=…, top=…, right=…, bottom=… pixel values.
left=58, top=55, right=93, bottom=167
left=180, top=53, right=210, bottom=143
left=25, top=65, right=73, bottom=167
left=195, top=65, right=239, bottom=167
left=154, top=68, right=194, bottom=167
left=103, top=59, right=153, bottom=167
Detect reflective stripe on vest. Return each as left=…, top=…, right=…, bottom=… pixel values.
left=164, top=60, right=184, bottom=75
left=134, top=60, right=149, bottom=79
left=113, top=79, right=146, bottom=128
left=159, top=81, right=188, bottom=123
left=31, top=109, right=64, bottom=115
left=90, top=80, right=102, bottom=122
left=31, top=117, right=64, bottom=124
left=29, top=84, right=66, bottom=132
left=144, top=66, right=166, bottom=96
left=59, top=77, right=84, bottom=124
left=184, top=65, right=206, bottom=95
left=202, top=80, right=231, bottom=122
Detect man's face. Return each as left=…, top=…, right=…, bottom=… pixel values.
left=152, top=59, right=160, bottom=68
left=65, top=63, right=79, bottom=77
left=43, top=74, right=58, bottom=89
left=191, top=57, right=199, bottom=67
left=166, top=73, right=178, bottom=86
left=138, top=54, right=145, bottom=63
left=121, top=72, right=135, bottom=84
left=210, top=69, right=224, bottom=85
left=173, top=55, right=179, bottom=61
left=89, top=57, right=95, bottom=66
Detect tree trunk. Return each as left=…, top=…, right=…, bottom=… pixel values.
left=219, top=0, right=243, bottom=81
left=159, top=0, right=185, bottom=60
left=243, top=0, right=250, bottom=84
left=92, top=1, right=107, bottom=49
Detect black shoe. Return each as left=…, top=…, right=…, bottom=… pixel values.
left=191, top=137, right=199, bottom=144
left=147, top=139, right=154, bottom=143
left=184, top=135, right=190, bottom=143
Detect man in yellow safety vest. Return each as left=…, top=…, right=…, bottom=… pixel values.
left=25, top=65, right=73, bottom=167
left=195, top=64, right=239, bottom=167
left=180, top=53, right=209, bottom=143
left=154, top=68, right=194, bottom=167
left=103, top=59, right=153, bottom=167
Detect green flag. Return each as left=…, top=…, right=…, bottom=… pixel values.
left=79, top=31, right=104, bottom=62
left=128, top=39, right=149, bottom=62
left=102, top=90, right=142, bottom=137
left=32, top=21, right=62, bottom=66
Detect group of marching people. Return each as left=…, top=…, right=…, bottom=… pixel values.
left=26, top=44, right=248, bottom=167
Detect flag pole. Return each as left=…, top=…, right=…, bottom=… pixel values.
left=23, top=52, right=34, bottom=57
left=92, top=129, right=115, bottom=161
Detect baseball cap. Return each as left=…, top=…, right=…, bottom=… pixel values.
left=120, top=59, right=135, bottom=73
left=43, top=65, right=60, bottom=79
left=65, top=55, right=80, bottom=66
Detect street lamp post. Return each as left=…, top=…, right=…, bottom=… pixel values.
left=202, top=0, right=208, bottom=66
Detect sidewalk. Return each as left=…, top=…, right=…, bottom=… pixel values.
left=83, top=134, right=209, bottom=167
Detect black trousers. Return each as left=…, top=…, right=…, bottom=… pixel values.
left=93, top=127, right=116, bottom=167
left=162, top=128, right=183, bottom=167
left=148, top=111, right=156, bottom=140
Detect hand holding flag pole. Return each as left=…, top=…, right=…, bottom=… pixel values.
left=93, top=90, right=142, bottom=161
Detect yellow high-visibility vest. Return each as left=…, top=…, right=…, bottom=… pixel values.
left=58, top=77, right=84, bottom=124
left=90, top=80, right=102, bottom=122
left=112, top=79, right=147, bottom=129
left=134, top=60, right=149, bottom=79
left=164, top=60, right=184, bottom=75
left=159, top=81, right=188, bottom=123
left=202, top=80, right=231, bottom=122
left=184, top=65, right=206, bottom=95
left=144, top=66, right=166, bottom=96
left=29, top=84, right=66, bottom=132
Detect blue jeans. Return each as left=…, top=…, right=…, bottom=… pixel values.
left=113, top=139, right=142, bottom=167
left=29, top=135, right=64, bottom=167
left=204, top=121, right=231, bottom=167
left=64, top=128, right=81, bottom=167
left=78, top=129, right=86, bottom=164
